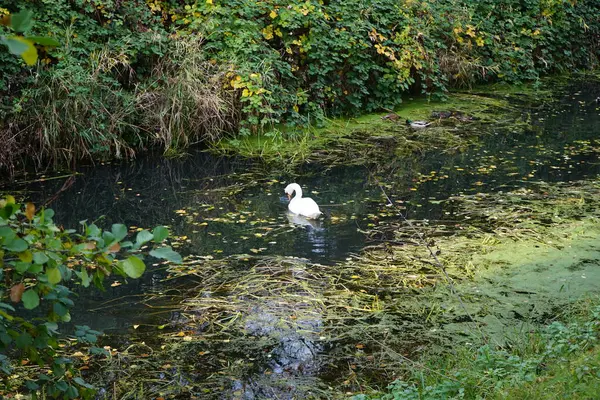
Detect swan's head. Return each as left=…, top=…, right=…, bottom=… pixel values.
left=284, top=183, right=301, bottom=200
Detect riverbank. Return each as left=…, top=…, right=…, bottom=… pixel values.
left=2, top=1, right=599, bottom=173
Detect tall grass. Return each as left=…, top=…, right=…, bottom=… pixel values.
left=13, top=44, right=138, bottom=168
left=1, top=36, right=235, bottom=172
left=135, top=37, right=238, bottom=155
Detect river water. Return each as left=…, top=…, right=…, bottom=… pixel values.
left=3, top=77, right=600, bottom=398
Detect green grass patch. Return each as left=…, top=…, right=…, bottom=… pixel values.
left=358, top=300, right=600, bottom=400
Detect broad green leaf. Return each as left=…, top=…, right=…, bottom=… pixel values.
left=15, top=262, right=31, bottom=274
left=152, top=226, right=169, bottom=242
left=135, top=230, right=153, bottom=246
left=22, top=289, right=40, bottom=309
left=111, top=223, right=127, bottom=241
left=46, top=267, right=61, bottom=284
left=80, top=268, right=90, bottom=287
left=28, top=264, right=43, bottom=274
left=33, top=252, right=49, bottom=264
left=18, top=250, right=33, bottom=262
left=16, top=332, right=33, bottom=349
left=86, top=223, right=100, bottom=237
left=25, top=36, right=60, bottom=46
left=53, top=302, right=68, bottom=317
left=10, top=10, right=34, bottom=32
left=73, top=377, right=95, bottom=389
left=119, top=256, right=146, bottom=278
left=5, top=237, right=28, bottom=252
left=0, top=226, right=16, bottom=242
left=150, top=246, right=182, bottom=264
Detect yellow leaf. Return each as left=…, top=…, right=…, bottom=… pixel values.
left=206, top=0, right=213, bottom=4
left=133, top=324, right=140, bottom=329
left=241, top=88, right=251, bottom=97
left=18, top=250, right=33, bottom=263
left=269, top=10, right=277, bottom=18
left=25, top=202, right=35, bottom=221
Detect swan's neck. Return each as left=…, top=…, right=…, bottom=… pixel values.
left=292, top=184, right=303, bottom=199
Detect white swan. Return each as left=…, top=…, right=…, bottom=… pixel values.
left=284, top=183, right=322, bottom=219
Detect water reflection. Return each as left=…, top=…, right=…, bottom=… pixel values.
left=285, top=212, right=326, bottom=255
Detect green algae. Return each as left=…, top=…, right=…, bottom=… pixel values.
left=214, top=89, right=528, bottom=168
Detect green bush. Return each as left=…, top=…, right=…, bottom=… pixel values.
left=1, top=0, right=599, bottom=168
left=0, top=195, right=181, bottom=398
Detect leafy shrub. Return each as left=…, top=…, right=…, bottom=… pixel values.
left=0, top=195, right=181, bottom=397
left=1, top=0, right=600, bottom=168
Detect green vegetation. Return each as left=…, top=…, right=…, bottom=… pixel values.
left=0, top=195, right=181, bottom=398
left=1, top=0, right=599, bottom=170
left=360, top=300, right=600, bottom=399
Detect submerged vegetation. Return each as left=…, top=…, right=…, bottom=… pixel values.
left=1, top=0, right=600, bottom=170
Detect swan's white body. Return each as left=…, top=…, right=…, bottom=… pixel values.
left=284, top=183, right=322, bottom=219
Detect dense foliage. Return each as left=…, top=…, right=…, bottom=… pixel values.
left=1, top=0, right=599, bottom=170
left=0, top=195, right=181, bottom=397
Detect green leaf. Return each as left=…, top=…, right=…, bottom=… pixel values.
left=150, top=246, right=182, bottom=264
left=136, top=230, right=153, bottom=246
left=46, top=267, right=62, bottom=285
left=4, top=237, right=28, bottom=252
left=25, top=36, right=60, bottom=46
left=16, top=332, right=33, bottom=349
left=118, top=256, right=146, bottom=278
left=0, top=226, right=16, bottom=243
left=53, top=302, right=68, bottom=317
left=33, top=252, right=49, bottom=264
left=22, top=289, right=40, bottom=310
left=152, top=226, right=169, bottom=242
left=10, top=10, right=34, bottom=32
left=111, top=224, right=127, bottom=241
left=15, top=262, right=31, bottom=274
left=80, top=268, right=90, bottom=287
left=86, top=223, right=100, bottom=237
left=1, top=36, right=38, bottom=65
left=73, top=377, right=95, bottom=389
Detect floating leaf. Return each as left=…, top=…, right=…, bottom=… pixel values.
left=150, top=246, right=182, bottom=263
left=22, top=289, right=39, bottom=309
left=119, top=256, right=146, bottom=278
left=10, top=283, right=25, bottom=303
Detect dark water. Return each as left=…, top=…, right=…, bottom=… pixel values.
left=3, top=77, right=600, bottom=397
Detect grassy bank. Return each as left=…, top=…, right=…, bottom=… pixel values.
left=359, top=298, right=600, bottom=399
left=1, top=0, right=599, bottom=172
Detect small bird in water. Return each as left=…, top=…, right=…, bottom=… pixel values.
left=381, top=113, right=400, bottom=121
left=406, top=119, right=432, bottom=129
